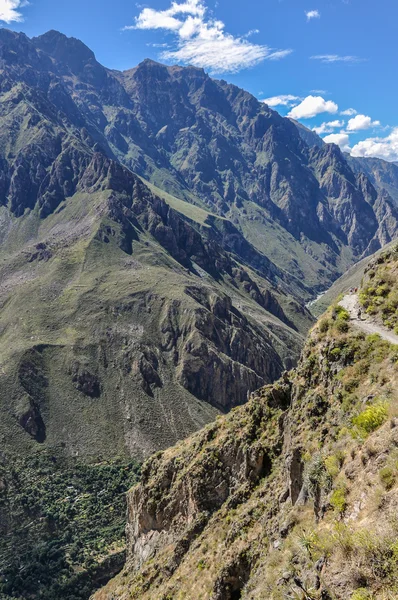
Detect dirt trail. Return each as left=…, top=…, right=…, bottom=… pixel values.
left=339, top=294, right=398, bottom=345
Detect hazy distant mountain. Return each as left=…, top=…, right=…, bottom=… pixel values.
left=347, top=154, right=398, bottom=206
left=288, top=118, right=325, bottom=149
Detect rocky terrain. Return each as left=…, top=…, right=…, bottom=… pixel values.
left=94, top=244, right=398, bottom=600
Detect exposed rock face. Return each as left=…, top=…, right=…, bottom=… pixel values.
left=125, top=382, right=288, bottom=572
left=347, top=154, right=398, bottom=206
left=14, top=348, right=48, bottom=442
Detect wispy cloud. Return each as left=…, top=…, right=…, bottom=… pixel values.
left=288, top=95, right=338, bottom=119
left=346, top=114, right=381, bottom=131
left=305, top=9, right=320, bottom=21
left=125, top=0, right=292, bottom=73
left=0, top=0, right=27, bottom=23
left=311, top=54, right=364, bottom=63
left=262, top=94, right=301, bottom=107
left=147, top=42, right=169, bottom=48
left=244, top=29, right=260, bottom=38
left=340, top=108, right=357, bottom=116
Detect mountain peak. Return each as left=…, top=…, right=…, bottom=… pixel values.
left=32, top=29, right=97, bottom=74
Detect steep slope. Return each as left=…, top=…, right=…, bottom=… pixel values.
left=95, top=244, right=398, bottom=600
left=359, top=243, right=398, bottom=332
left=0, top=454, right=140, bottom=600
left=289, top=118, right=325, bottom=149
left=0, top=79, right=311, bottom=600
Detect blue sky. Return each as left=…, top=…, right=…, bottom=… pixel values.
left=1, top=0, right=398, bottom=161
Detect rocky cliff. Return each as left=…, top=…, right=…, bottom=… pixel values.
left=94, top=245, right=398, bottom=600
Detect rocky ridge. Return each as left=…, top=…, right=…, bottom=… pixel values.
left=94, top=245, right=398, bottom=600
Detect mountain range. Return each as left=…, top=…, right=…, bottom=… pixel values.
left=1, top=28, right=398, bottom=464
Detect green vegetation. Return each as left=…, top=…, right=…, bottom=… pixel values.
left=310, top=240, right=398, bottom=318
left=324, top=452, right=344, bottom=479
left=352, top=401, right=388, bottom=437
left=92, top=249, right=398, bottom=600
left=379, top=466, right=396, bottom=490
left=0, top=452, right=140, bottom=600
left=330, top=485, right=347, bottom=515
left=351, top=590, right=374, bottom=600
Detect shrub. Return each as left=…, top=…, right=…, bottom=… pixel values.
left=330, top=485, right=347, bottom=515
left=351, top=589, right=374, bottom=600
left=319, top=318, right=330, bottom=333
left=335, top=305, right=350, bottom=320
left=197, top=559, right=206, bottom=571
left=352, top=401, right=388, bottom=437
left=305, top=455, right=331, bottom=499
left=379, top=466, right=396, bottom=490
left=297, top=529, right=318, bottom=558
left=335, top=319, right=349, bottom=333
left=330, top=347, right=342, bottom=359
left=324, top=453, right=344, bottom=479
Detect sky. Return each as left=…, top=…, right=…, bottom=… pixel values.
left=1, top=0, right=398, bottom=161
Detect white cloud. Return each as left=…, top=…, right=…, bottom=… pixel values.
left=351, top=128, right=398, bottom=162
left=323, top=132, right=351, bottom=152
left=127, top=0, right=292, bottom=73
left=306, top=9, right=320, bottom=20
left=244, top=29, right=260, bottom=38
left=313, top=120, right=344, bottom=135
left=346, top=114, right=381, bottom=131
left=287, top=95, right=338, bottom=119
left=126, top=0, right=206, bottom=31
left=311, top=54, right=364, bottom=63
left=0, top=0, right=27, bottom=22
left=262, top=94, right=301, bottom=107
left=340, top=108, right=357, bottom=116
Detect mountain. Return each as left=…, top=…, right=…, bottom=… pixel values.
left=292, top=122, right=398, bottom=211
left=2, top=29, right=398, bottom=289
left=94, top=243, right=398, bottom=600
left=0, top=26, right=397, bottom=461
left=289, top=118, right=325, bottom=149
